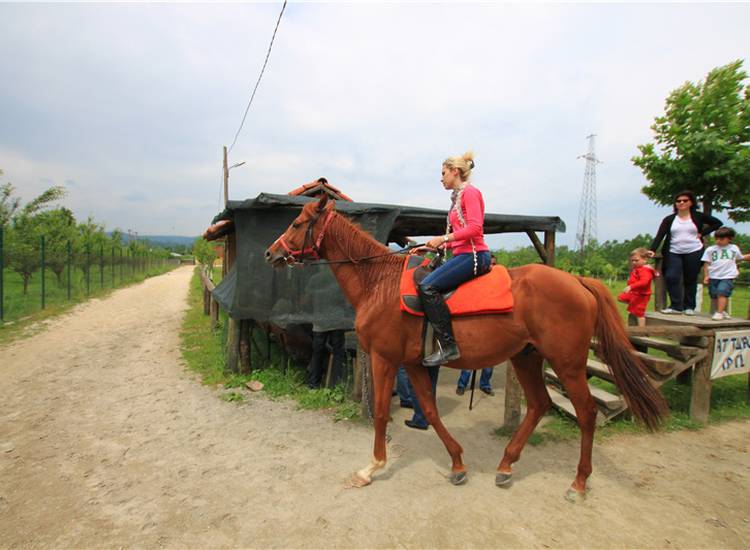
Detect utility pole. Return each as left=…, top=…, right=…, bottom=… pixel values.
left=576, top=134, right=602, bottom=256
left=223, top=145, right=229, bottom=207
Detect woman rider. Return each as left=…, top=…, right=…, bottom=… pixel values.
left=415, top=151, right=492, bottom=367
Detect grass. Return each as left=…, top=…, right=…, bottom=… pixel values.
left=180, top=266, right=361, bottom=422
left=497, top=278, right=750, bottom=445
left=0, top=260, right=179, bottom=346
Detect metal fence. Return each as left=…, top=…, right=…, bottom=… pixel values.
left=0, top=226, right=180, bottom=323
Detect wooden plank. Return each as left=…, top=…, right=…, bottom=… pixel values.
left=546, top=369, right=624, bottom=411
left=525, top=231, right=547, bottom=264
left=634, top=351, right=676, bottom=377
left=690, top=336, right=715, bottom=424
left=587, top=359, right=615, bottom=383
left=628, top=325, right=712, bottom=337
left=503, top=361, right=521, bottom=430
left=546, top=386, right=607, bottom=426
left=628, top=336, right=703, bottom=361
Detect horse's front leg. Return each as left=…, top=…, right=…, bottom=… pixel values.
left=404, top=364, right=467, bottom=485
left=352, top=353, right=396, bottom=487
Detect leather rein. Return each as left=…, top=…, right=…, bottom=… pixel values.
left=273, top=207, right=424, bottom=266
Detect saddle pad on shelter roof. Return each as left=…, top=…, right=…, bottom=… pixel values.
left=399, top=256, right=514, bottom=317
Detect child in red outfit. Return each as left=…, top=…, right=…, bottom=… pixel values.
left=617, top=248, right=657, bottom=327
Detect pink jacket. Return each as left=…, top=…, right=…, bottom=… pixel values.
left=447, top=184, right=489, bottom=255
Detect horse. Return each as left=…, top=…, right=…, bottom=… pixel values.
left=265, top=195, right=668, bottom=500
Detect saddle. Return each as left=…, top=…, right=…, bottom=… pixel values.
left=399, top=255, right=514, bottom=317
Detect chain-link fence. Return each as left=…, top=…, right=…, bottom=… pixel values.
left=0, top=225, right=180, bottom=323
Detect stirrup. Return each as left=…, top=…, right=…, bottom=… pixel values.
left=422, top=340, right=461, bottom=367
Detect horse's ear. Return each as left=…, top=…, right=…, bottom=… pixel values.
left=317, top=194, right=329, bottom=212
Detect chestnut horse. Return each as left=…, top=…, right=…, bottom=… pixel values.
left=265, top=195, right=667, bottom=499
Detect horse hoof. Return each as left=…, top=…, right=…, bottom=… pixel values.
left=495, top=472, right=513, bottom=488
left=346, top=473, right=372, bottom=489
left=564, top=487, right=586, bottom=503
left=449, top=471, right=467, bottom=486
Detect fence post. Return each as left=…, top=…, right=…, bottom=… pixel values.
left=66, top=240, right=71, bottom=300
left=119, top=248, right=123, bottom=283
left=86, top=243, right=91, bottom=296
left=0, top=224, right=4, bottom=321
left=41, top=235, right=46, bottom=309
left=100, top=245, right=104, bottom=288
left=111, top=246, right=115, bottom=287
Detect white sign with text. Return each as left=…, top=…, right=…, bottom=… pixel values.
left=711, top=330, right=750, bottom=380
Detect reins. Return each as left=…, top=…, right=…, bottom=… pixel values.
left=277, top=207, right=426, bottom=266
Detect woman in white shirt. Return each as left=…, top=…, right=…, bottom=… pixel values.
left=648, top=190, right=722, bottom=315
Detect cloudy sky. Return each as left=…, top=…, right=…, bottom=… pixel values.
left=1, top=1, right=748, bottom=248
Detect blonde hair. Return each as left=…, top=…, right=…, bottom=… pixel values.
left=443, top=151, right=475, bottom=182
left=630, top=247, right=650, bottom=259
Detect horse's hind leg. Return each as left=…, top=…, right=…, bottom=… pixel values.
left=496, top=353, right=551, bottom=486
left=404, top=364, right=467, bottom=485
left=551, top=360, right=597, bottom=501
left=352, top=353, right=396, bottom=487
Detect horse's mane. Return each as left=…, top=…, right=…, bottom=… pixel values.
left=325, top=211, right=404, bottom=303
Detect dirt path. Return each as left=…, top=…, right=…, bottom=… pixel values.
left=1, top=265, right=749, bottom=549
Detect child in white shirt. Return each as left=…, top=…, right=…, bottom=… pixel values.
left=701, top=227, right=749, bottom=320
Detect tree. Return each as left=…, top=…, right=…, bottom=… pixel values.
left=193, top=237, right=217, bottom=276
left=36, top=208, right=77, bottom=285
left=632, top=60, right=750, bottom=220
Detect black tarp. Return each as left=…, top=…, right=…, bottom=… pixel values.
left=211, top=193, right=565, bottom=330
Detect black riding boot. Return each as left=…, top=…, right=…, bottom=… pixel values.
left=418, top=284, right=461, bottom=367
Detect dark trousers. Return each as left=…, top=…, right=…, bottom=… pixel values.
left=307, top=330, right=346, bottom=388
left=663, top=249, right=703, bottom=311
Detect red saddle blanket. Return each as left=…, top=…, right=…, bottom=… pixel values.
left=399, top=256, right=514, bottom=317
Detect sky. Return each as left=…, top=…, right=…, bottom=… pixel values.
left=1, top=1, right=749, bottom=249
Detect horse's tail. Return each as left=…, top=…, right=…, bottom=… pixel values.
left=577, top=276, right=668, bottom=431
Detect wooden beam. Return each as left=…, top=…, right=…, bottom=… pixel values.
left=502, top=362, right=521, bottom=430
left=525, top=231, right=547, bottom=264
left=690, top=336, right=715, bottom=424
left=543, top=230, right=556, bottom=266
left=626, top=325, right=712, bottom=338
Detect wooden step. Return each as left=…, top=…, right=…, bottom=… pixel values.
left=545, top=370, right=624, bottom=411
left=586, top=359, right=615, bottom=383
left=628, top=336, right=703, bottom=361
left=633, top=351, right=676, bottom=377
left=546, top=386, right=607, bottom=426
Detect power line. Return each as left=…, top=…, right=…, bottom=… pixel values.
left=228, top=0, right=288, bottom=154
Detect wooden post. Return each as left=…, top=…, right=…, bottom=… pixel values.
left=526, top=231, right=547, bottom=264
left=223, top=145, right=229, bottom=207
left=210, top=296, right=219, bottom=330
left=543, top=230, right=556, bottom=267
left=239, top=320, right=251, bottom=375
left=689, top=336, right=715, bottom=424
left=502, top=362, right=521, bottom=430
left=226, top=318, right=240, bottom=373
left=654, top=255, right=666, bottom=311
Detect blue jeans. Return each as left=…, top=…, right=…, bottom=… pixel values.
left=457, top=368, right=494, bottom=391
left=420, top=251, right=492, bottom=292
left=396, top=367, right=411, bottom=404
left=407, top=366, right=440, bottom=428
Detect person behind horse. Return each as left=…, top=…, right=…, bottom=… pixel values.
left=414, top=151, right=492, bottom=367
left=647, top=190, right=722, bottom=315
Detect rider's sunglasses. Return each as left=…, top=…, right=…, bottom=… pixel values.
left=675, top=199, right=690, bottom=203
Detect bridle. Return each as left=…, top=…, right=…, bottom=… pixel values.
left=274, top=207, right=336, bottom=265
left=272, top=206, right=426, bottom=267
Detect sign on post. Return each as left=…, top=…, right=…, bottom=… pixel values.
left=711, top=330, right=750, bottom=379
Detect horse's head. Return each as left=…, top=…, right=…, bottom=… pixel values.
left=265, top=194, right=336, bottom=268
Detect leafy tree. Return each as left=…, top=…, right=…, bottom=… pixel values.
left=36, top=207, right=77, bottom=285
left=5, top=219, right=41, bottom=294
left=74, top=216, right=108, bottom=278
left=632, top=60, right=750, bottom=219
left=193, top=237, right=217, bottom=276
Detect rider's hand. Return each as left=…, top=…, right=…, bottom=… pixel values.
left=410, top=246, right=433, bottom=255
left=426, top=236, right=445, bottom=249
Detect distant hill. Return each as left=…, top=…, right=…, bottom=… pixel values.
left=140, top=235, right=197, bottom=247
